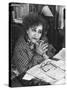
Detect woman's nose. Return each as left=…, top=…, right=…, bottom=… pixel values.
left=35, top=32, right=39, bottom=36
left=34, top=33, right=39, bottom=38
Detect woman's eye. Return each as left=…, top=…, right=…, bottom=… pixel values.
left=38, top=30, right=42, bottom=34
left=32, top=29, right=36, bottom=32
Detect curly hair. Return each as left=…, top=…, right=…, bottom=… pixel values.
left=22, top=13, right=49, bottom=39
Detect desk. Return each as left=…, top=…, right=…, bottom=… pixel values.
left=23, top=48, right=65, bottom=85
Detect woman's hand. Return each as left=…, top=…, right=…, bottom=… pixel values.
left=36, top=40, right=48, bottom=56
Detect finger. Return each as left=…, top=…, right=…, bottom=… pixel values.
left=36, top=42, right=39, bottom=46
left=43, top=49, right=48, bottom=53
left=42, top=43, right=48, bottom=48
left=40, top=40, right=44, bottom=46
left=42, top=45, right=48, bottom=50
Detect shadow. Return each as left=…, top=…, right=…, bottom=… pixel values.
left=4, top=83, right=9, bottom=87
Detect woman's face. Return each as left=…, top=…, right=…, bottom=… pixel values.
left=27, top=24, right=43, bottom=44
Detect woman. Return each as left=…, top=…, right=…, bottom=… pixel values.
left=11, top=14, right=56, bottom=87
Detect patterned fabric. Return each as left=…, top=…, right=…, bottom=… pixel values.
left=11, top=36, right=56, bottom=79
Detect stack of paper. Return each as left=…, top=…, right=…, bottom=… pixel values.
left=23, top=48, right=65, bottom=84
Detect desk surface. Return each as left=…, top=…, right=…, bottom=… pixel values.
left=23, top=48, right=65, bottom=85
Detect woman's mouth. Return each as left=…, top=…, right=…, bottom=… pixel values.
left=32, top=37, right=38, bottom=41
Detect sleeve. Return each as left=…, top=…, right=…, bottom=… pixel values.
left=31, top=54, right=44, bottom=66
left=47, top=44, right=56, bottom=58
left=13, top=43, right=30, bottom=74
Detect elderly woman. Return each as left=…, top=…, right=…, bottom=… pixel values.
left=11, top=14, right=56, bottom=87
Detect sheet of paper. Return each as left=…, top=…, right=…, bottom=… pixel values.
left=23, top=48, right=65, bottom=84
left=23, top=73, right=34, bottom=80
left=53, top=48, right=65, bottom=60
left=41, top=62, right=65, bottom=80
left=26, top=65, right=56, bottom=84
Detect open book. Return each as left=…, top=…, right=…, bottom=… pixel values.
left=23, top=48, right=65, bottom=84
